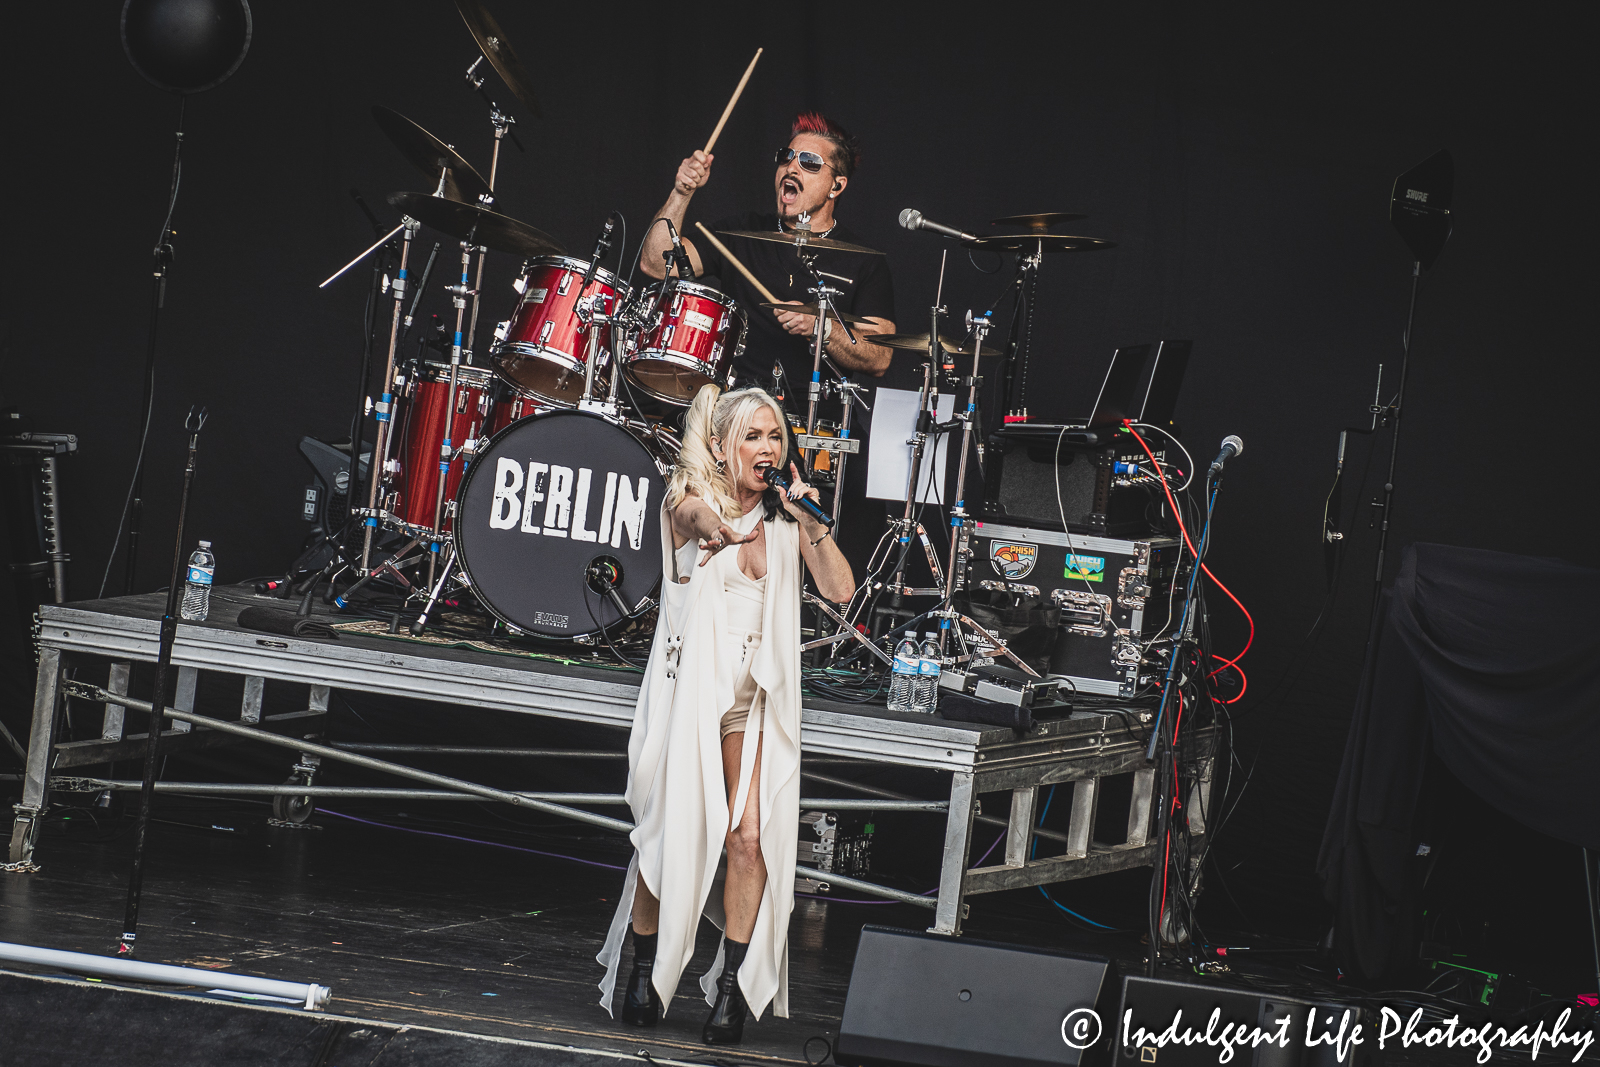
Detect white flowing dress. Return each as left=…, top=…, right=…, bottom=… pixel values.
left=596, top=499, right=803, bottom=1021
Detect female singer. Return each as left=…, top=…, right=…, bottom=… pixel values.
left=596, top=385, right=853, bottom=1044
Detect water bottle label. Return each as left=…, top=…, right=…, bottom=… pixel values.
left=919, top=659, right=941, bottom=676
left=188, top=567, right=214, bottom=585
left=894, top=654, right=918, bottom=674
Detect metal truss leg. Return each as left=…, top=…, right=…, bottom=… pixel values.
left=102, top=662, right=131, bottom=740
left=1004, top=786, right=1038, bottom=867
left=240, top=676, right=264, bottom=724
left=929, top=771, right=976, bottom=936
left=9, top=648, right=64, bottom=866
left=171, top=666, right=197, bottom=734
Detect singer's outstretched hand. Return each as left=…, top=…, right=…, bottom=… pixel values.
left=675, top=151, right=714, bottom=195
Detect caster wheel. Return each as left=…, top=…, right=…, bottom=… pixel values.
left=272, top=783, right=315, bottom=824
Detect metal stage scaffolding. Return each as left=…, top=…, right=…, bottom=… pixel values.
left=9, top=588, right=1217, bottom=936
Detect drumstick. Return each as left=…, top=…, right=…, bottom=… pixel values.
left=704, top=48, right=763, bottom=154
left=694, top=223, right=779, bottom=304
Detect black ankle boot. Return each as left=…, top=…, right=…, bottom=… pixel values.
left=702, top=938, right=749, bottom=1045
left=621, top=930, right=660, bottom=1026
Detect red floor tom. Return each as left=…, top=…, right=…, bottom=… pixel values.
left=387, top=361, right=494, bottom=532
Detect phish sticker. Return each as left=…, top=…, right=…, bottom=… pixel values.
left=1065, top=553, right=1106, bottom=582
left=990, top=542, right=1038, bottom=580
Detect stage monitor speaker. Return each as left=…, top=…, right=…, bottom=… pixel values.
left=1117, top=975, right=1366, bottom=1066
left=836, top=926, right=1114, bottom=1067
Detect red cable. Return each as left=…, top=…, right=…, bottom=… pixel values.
left=1124, top=423, right=1254, bottom=702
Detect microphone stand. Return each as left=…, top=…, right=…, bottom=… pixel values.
left=121, top=97, right=186, bottom=595
left=119, top=405, right=207, bottom=956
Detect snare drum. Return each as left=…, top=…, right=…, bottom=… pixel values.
left=388, top=361, right=494, bottom=532
left=492, top=256, right=627, bottom=407
left=624, top=280, right=745, bottom=405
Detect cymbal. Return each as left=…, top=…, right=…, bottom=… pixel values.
left=387, top=192, right=562, bottom=257
left=716, top=229, right=884, bottom=256
left=455, top=0, right=541, bottom=116
left=873, top=332, right=1004, bottom=358
left=989, top=212, right=1088, bottom=231
left=964, top=234, right=1116, bottom=253
left=372, top=106, right=491, bottom=205
left=757, top=301, right=875, bottom=325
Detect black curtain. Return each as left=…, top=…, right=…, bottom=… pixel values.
left=1317, top=542, right=1600, bottom=979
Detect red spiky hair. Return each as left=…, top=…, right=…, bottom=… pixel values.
left=790, top=112, right=860, bottom=176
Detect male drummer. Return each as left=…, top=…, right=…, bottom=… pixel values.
left=639, top=112, right=897, bottom=570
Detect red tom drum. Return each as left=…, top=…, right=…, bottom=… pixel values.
left=623, top=280, right=745, bottom=405
left=491, top=256, right=627, bottom=408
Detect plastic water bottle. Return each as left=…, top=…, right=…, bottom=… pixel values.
left=888, top=634, right=919, bottom=713
left=180, top=541, right=216, bottom=621
left=913, top=632, right=943, bottom=714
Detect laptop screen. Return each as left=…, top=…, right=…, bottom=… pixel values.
left=1085, top=344, right=1152, bottom=427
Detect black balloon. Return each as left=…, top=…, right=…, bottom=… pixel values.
left=121, top=0, right=252, bottom=94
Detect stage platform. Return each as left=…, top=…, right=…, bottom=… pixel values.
left=11, top=587, right=1220, bottom=940
left=0, top=795, right=1123, bottom=1065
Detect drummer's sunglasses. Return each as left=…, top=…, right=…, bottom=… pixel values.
left=774, top=148, right=832, bottom=173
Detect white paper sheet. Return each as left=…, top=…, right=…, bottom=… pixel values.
left=865, top=387, right=956, bottom=503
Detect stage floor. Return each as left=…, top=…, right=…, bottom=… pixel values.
left=0, top=795, right=1122, bottom=1064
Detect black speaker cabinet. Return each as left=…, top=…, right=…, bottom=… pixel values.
left=836, top=926, right=1115, bottom=1067
left=1117, top=975, right=1366, bottom=1066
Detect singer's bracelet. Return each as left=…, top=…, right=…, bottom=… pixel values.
left=810, top=531, right=830, bottom=547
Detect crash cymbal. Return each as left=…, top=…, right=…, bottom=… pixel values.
left=964, top=234, right=1116, bottom=253
left=455, top=0, right=541, bottom=116
left=757, top=301, right=875, bottom=325
left=989, top=212, right=1088, bottom=231
left=372, top=106, right=491, bottom=205
left=386, top=192, right=562, bottom=257
left=717, top=230, right=884, bottom=256
left=872, top=333, right=1003, bottom=358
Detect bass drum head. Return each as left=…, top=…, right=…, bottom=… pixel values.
left=455, top=410, right=667, bottom=639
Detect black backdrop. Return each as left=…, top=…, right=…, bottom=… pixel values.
left=3, top=4, right=1594, bottom=964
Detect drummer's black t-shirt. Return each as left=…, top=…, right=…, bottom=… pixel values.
left=693, top=212, right=896, bottom=397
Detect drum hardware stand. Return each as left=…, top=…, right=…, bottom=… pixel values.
left=801, top=593, right=894, bottom=666
left=997, top=242, right=1044, bottom=419
left=120, top=405, right=206, bottom=956
left=574, top=292, right=625, bottom=418
left=791, top=215, right=860, bottom=530
left=465, top=57, right=525, bottom=156
left=427, top=240, right=478, bottom=587
left=409, top=539, right=462, bottom=636
left=344, top=218, right=418, bottom=572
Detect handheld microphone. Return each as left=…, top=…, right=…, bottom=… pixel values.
left=762, top=466, right=835, bottom=528
left=898, top=208, right=978, bottom=244
left=1209, top=435, right=1244, bottom=475
left=664, top=219, right=696, bottom=279
left=578, top=212, right=617, bottom=293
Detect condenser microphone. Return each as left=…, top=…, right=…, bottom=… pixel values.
left=898, top=208, right=977, bottom=244
left=578, top=211, right=617, bottom=293
left=664, top=218, right=696, bottom=279
left=762, top=466, right=835, bottom=528
left=1209, top=435, right=1244, bottom=475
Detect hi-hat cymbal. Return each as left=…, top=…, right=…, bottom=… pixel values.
left=965, top=234, right=1116, bottom=253
left=757, top=301, right=875, bottom=325
left=873, top=333, right=1003, bottom=358
left=387, top=192, right=562, bottom=257
left=372, top=106, right=491, bottom=205
left=717, top=230, right=883, bottom=256
left=455, top=0, right=541, bottom=116
left=989, top=212, right=1088, bottom=231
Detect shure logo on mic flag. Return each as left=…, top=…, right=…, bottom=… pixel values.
left=487, top=458, right=651, bottom=550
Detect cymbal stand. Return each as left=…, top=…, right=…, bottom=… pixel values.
left=426, top=240, right=476, bottom=587
left=463, top=102, right=513, bottom=363
left=998, top=241, right=1044, bottom=418
left=817, top=378, right=869, bottom=526
left=792, top=221, right=859, bottom=531
left=357, top=218, right=419, bottom=572
left=936, top=311, right=992, bottom=659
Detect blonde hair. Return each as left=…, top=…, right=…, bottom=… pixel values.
left=666, top=384, right=789, bottom=519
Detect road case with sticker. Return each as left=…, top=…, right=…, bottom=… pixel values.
left=969, top=520, right=1188, bottom=697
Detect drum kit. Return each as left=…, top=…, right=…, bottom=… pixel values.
left=312, top=1, right=1118, bottom=665
left=309, top=5, right=782, bottom=644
